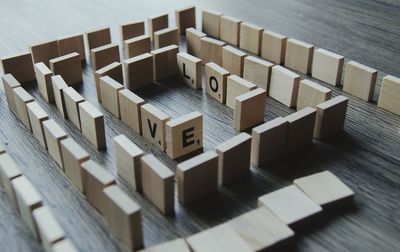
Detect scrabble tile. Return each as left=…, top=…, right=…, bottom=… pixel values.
left=120, top=20, right=145, bottom=45
left=82, top=160, right=116, bottom=213
left=0, top=153, right=22, bottom=208
left=85, top=27, right=111, bottom=51
left=201, top=10, right=223, bottom=38
left=151, top=44, right=179, bottom=81
left=220, top=15, right=241, bottom=46
left=30, top=40, right=60, bottom=67
left=124, top=35, right=151, bottom=58
left=239, top=22, right=263, bottom=55
left=200, top=37, right=225, bottom=65
left=251, top=117, right=288, bottom=166
left=63, top=87, right=85, bottom=130
left=226, top=75, right=257, bottom=109
left=311, top=48, right=344, bottom=86
left=50, top=52, right=82, bottom=85
left=57, top=33, right=86, bottom=61
left=296, top=79, right=331, bottom=110
left=0, top=52, right=35, bottom=83
left=13, top=87, right=34, bottom=130
left=186, top=28, right=206, bottom=57
left=51, top=75, right=68, bottom=118
left=79, top=101, right=106, bottom=149
left=222, top=46, right=246, bottom=77
left=175, top=6, right=196, bottom=34
left=148, top=13, right=169, bottom=41
left=205, top=62, right=230, bottom=103
left=34, top=62, right=54, bottom=102
left=258, top=185, right=322, bottom=227
left=141, top=154, right=174, bottom=215
left=138, top=238, right=190, bottom=252
left=378, top=75, right=400, bottom=116
left=343, top=61, right=377, bottom=102
left=114, top=134, right=144, bottom=190
left=60, top=138, right=90, bottom=193
left=261, top=30, right=287, bottom=64
left=90, top=43, right=120, bottom=71
left=94, top=62, right=123, bottom=102
left=140, top=104, right=170, bottom=151
left=216, top=133, right=251, bottom=185
left=285, top=107, right=316, bottom=153
left=269, top=66, right=300, bottom=107
left=12, top=176, right=43, bottom=238
left=154, top=27, right=179, bottom=49
left=99, top=76, right=124, bottom=118
left=124, top=53, right=154, bottom=90
left=284, top=39, right=314, bottom=74
left=103, top=185, right=143, bottom=251
left=177, top=52, right=202, bottom=89
left=177, top=150, right=218, bottom=205
left=228, top=207, right=295, bottom=251
left=43, top=119, right=68, bottom=169
left=1, top=73, right=21, bottom=114
left=118, top=89, right=145, bottom=134
left=32, top=206, right=65, bottom=252
left=314, top=95, right=348, bottom=139
left=51, top=239, right=78, bottom=252
left=27, top=102, right=49, bottom=149
left=242, top=56, right=273, bottom=91
left=166, top=111, right=203, bottom=159
left=234, top=88, right=266, bottom=131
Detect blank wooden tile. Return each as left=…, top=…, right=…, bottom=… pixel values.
left=13, top=86, right=34, bottom=131
left=34, top=62, right=54, bottom=102
left=50, top=52, right=82, bottom=85
left=175, top=6, right=196, bottom=34
left=186, top=28, right=206, bottom=57
left=138, top=238, right=190, bottom=252
left=0, top=153, right=22, bottom=208
left=60, top=138, right=90, bottom=193
left=1, top=73, right=21, bottom=114
left=154, top=27, right=179, bottom=49
left=30, top=40, right=60, bottom=67
left=239, top=22, right=263, bottom=55
left=343, top=61, right=377, bottom=102
left=258, top=185, right=322, bottom=226
left=33, top=206, right=65, bottom=252
left=124, top=35, right=151, bottom=59
left=226, top=75, right=257, bottom=109
left=205, top=62, right=230, bottom=103
left=103, top=185, right=143, bottom=251
left=114, top=134, right=144, bottom=191
left=261, top=30, right=287, bottom=64
left=99, top=76, right=124, bottom=118
left=140, top=104, right=170, bottom=151
left=285, top=107, right=316, bottom=153
left=51, top=239, right=78, bottom=252
left=43, top=119, right=68, bottom=169
left=216, top=133, right=251, bottom=185
left=58, top=33, right=86, bottom=61
left=269, top=66, right=300, bottom=107
left=0, top=52, right=35, bottom=83
left=220, top=15, right=241, bottom=46
left=148, top=13, right=169, bottom=41
left=82, top=160, right=116, bottom=213
left=202, top=10, right=223, bottom=38
left=94, top=62, right=123, bottom=102
left=166, top=111, right=203, bottom=159
left=311, top=48, right=344, bottom=86
left=242, top=56, right=273, bottom=91
left=251, top=117, right=288, bottom=166
left=63, top=87, right=85, bottom=130
left=200, top=37, right=225, bottom=65
left=378, top=75, right=400, bottom=116
left=85, top=27, right=111, bottom=51
left=124, top=53, right=154, bottom=91
left=177, top=52, right=202, bottom=89
left=141, top=154, right=174, bottom=215
left=120, top=21, right=145, bottom=45
left=234, top=88, right=266, bottom=131
left=118, top=89, right=146, bottom=134
left=284, top=39, right=314, bottom=74
left=51, top=75, right=68, bottom=118
left=90, top=43, right=120, bottom=71
left=297, top=79, right=331, bottom=110
left=222, top=46, right=246, bottom=77
left=151, top=44, right=179, bottom=81
left=27, top=102, right=49, bottom=149
left=79, top=101, right=106, bottom=149
left=314, top=95, right=348, bottom=139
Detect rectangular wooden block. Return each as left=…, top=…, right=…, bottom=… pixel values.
left=166, top=111, right=203, bottom=159
left=296, top=79, right=332, bottom=110
left=118, top=89, right=145, bottom=134
left=51, top=239, right=78, bottom=252
left=85, top=27, right=111, bottom=51
left=50, top=52, right=82, bottom=86
left=226, top=75, right=257, bottom=109
left=269, top=66, right=300, bottom=107
left=222, top=45, right=246, bottom=77
left=148, top=13, right=169, bottom=41
left=284, top=39, right=314, bottom=74
left=60, top=138, right=90, bottom=193
left=94, top=62, right=123, bottom=102
left=216, top=133, right=251, bottom=185
left=200, top=37, right=225, bottom=65
left=343, top=61, right=377, bottom=102
left=186, top=28, right=206, bottom=57
left=154, top=27, right=179, bottom=49
left=51, top=75, right=68, bottom=118
left=79, top=101, right=106, bottom=149
left=27, top=102, right=49, bottom=149
left=138, top=238, right=190, bottom=252
left=43, top=119, right=68, bottom=169
left=205, top=62, right=230, bottom=103
left=140, top=103, right=170, bottom=151
left=103, top=185, right=143, bottom=251
left=58, top=33, right=86, bottom=61
left=113, top=134, right=144, bottom=191
left=34, top=62, right=54, bottom=102
left=175, top=6, right=196, bottom=34
left=90, top=43, right=120, bottom=71
left=141, top=154, right=174, bottom=215
left=30, top=40, right=60, bottom=67
left=1, top=73, right=21, bottom=114
left=0, top=153, right=22, bottom=208
left=151, top=44, right=179, bottom=81
left=314, top=95, right=348, bottom=139
left=124, top=35, right=151, bottom=59
left=378, top=75, right=400, bottom=116
left=311, top=48, right=344, bottom=86
left=202, top=10, right=223, bottom=38
left=234, top=88, right=266, bottom=131
left=99, top=76, right=124, bottom=118
left=13, top=86, right=34, bottom=130
left=242, top=56, right=273, bottom=91
left=285, top=107, right=317, bottom=153
left=63, top=87, right=85, bottom=130
left=261, top=30, right=287, bottom=64
left=124, top=53, right=154, bottom=91
left=239, top=22, right=263, bottom=55
left=120, top=20, right=145, bottom=45
left=177, top=52, right=202, bottom=89
left=220, top=15, right=241, bottom=46
left=0, top=52, right=35, bottom=83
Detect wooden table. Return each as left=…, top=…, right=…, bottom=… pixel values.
left=1, top=0, right=399, bottom=251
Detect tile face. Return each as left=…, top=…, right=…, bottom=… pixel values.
left=43, top=119, right=68, bottom=169
left=30, top=40, right=60, bottom=67
left=343, top=61, right=378, bottom=102
left=186, top=28, right=206, bottom=57
left=138, top=238, right=190, bottom=252
left=296, top=79, right=332, bottom=110
left=120, top=20, right=145, bottom=44
left=148, top=13, right=169, bottom=41
left=90, top=43, right=120, bottom=71
left=124, top=53, right=154, bottom=91
left=284, top=39, right=314, bottom=74
left=94, top=62, right=123, bottom=102
left=13, top=87, right=34, bottom=131
left=33, top=206, right=65, bottom=252
left=200, top=37, right=225, bottom=65
left=222, top=45, right=246, bottom=77
left=79, top=101, right=106, bottom=149
left=242, top=56, right=273, bottom=91
left=118, top=89, right=145, bottom=134
left=378, top=75, right=400, bottom=116
left=58, top=33, right=86, bottom=61
left=140, top=104, right=170, bottom=151
left=205, top=62, right=230, bottom=103
left=51, top=239, right=78, bottom=252
left=51, top=75, right=68, bottom=118
left=239, top=22, right=263, bottom=55
left=63, top=87, right=85, bottom=130
left=0, top=153, right=22, bottom=208
left=85, top=27, right=111, bottom=51
left=151, top=44, right=179, bottom=81
left=1, top=74, right=21, bottom=114
left=34, top=62, right=54, bottom=102
left=177, top=52, right=202, bottom=89
left=124, top=34, right=151, bottom=59
left=234, top=88, right=266, bottom=131
left=0, top=52, right=35, bottom=83
left=99, top=76, right=124, bottom=118
left=226, top=75, right=257, bottom=109
left=261, top=30, right=287, bottom=64
left=220, top=15, right=241, bottom=46
left=311, top=48, right=344, bottom=86
left=269, top=66, right=300, bottom=108
left=285, top=107, right=317, bottom=153
left=202, top=10, right=223, bottom=38
left=50, top=52, right=82, bottom=86
left=175, top=6, right=196, bottom=34
left=27, top=102, right=49, bottom=149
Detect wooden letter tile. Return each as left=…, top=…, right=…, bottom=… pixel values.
left=378, top=75, right=400, bottom=116
left=175, top=6, right=196, bottom=34
left=154, top=27, right=179, bottom=49
left=226, top=75, right=257, bottom=109
left=85, top=27, right=111, bottom=51
left=234, top=88, right=266, bottom=131
left=118, top=89, right=145, bottom=134
left=311, top=48, right=344, bottom=86
left=269, top=66, right=300, bottom=107
left=261, top=30, right=287, bottom=64
left=124, top=53, right=154, bottom=90
left=186, top=28, right=206, bottom=57
left=222, top=46, right=246, bottom=77
left=90, top=43, right=120, bottom=71
left=13, top=86, right=34, bottom=130
left=58, top=33, right=86, bottom=61
left=140, top=104, right=170, bottom=151
left=239, top=22, right=263, bottom=55
left=343, top=61, right=377, bottom=102
left=94, top=62, right=123, bottom=102
left=34, top=62, right=54, bottom=102
left=99, top=76, right=124, bottom=118
left=120, top=21, right=145, bottom=45
left=43, top=119, right=68, bottom=169
left=284, top=39, right=314, bottom=74
left=0, top=52, right=35, bottom=83
left=51, top=239, right=78, bottom=252
left=200, top=37, right=225, bottom=65
left=177, top=52, right=202, bottom=89
left=205, top=62, right=230, bottom=103
left=1, top=73, right=21, bottom=114
left=296, top=79, right=332, bottom=110
left=242, top=56, right=273, bottom=91
left=220, top=15, right=241, bottom=46
left=151, top=44, right=179, bottom=81
left=30, top=40, right=60, bottom=67
left=33, top=206, right=65, bottom=252
left=201, top=10, right=223, bottom=38
left=51, top=75, right=68, bottom=118
left=148, top=13, right=169, bottom=41
left=138, top=238, right=190, bottom=252
left=27, top=102, right=49, bottom=149
left=0, top=153, right=22, bottom=208
left=285, top=107, right=316, bottom=153
left=79, top=101, right=106, bottom=149
left=50, top=52, right=83, bottom=86
left=124, top=35, right=151, bottom=59
left=63, top=87, right=85, bottom=130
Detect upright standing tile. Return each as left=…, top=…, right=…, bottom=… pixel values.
left=151, top=44, right=179, bottom=80
left=27, top=102, right=49, bottom=149
left=30, top=40, right=60, bottom=67
left=124, top=53, right=154, bottom=90
left=311, top=48, right=344, bottom=86
left=51, top=75, right=68, bottom=118
left=13, top=87, right=34, bottom=130
left=34, top=62, right=54, bottom=102
left=85, top=27, right=111, bottom=51
left=205, top=62, right=230, bottom=103
left=0, top=52, right=35, bottom=83
left=343, top=61, right=377, bottom=102
left=43, top=119, right=68, bottom=169
left=148, top=13, right=169, bottom=41
left=186, top=28, right=206, bottom=57
left=220, top=15, right=241, bottom=46
left=137, top=238, right=190, bottom=252
left=118, top=89, right=145, bottom=134
left=51, top=239, right=78, bottom=252
left=261, top=30, right=287, bottom=64
left=284, top=39, right=314, bottom=74
left=202, top=10, right=223, bottom=38
left=285, top=107, right=316, bottom=153
left=234, top=88, right=266, bottom=131
left=63, top=87, right=85, bottom=130
left=140, top=104, right=170, bottom=151
left=124, top=35, right=151, bottom=58
left=100, top=76, right=124, bottom=118
left=94, top=62, right=123, bottom=102
left=226, top=75, right=257, bottom=109
left=0, top=153, right=22, bottom=208
left=242, top=56, right=273, bottom=91
left=1, top=73, right=21, bottom=114
left=50, top=52, right=82, bottom=86
left=296, top=79, right=331, bottom=110
left=141, top=154, right=174, bottom=215
left=0, top=144, right=4, bottom=154
left=90, top=43, right=120, bottom=71
left=222, top=46, right=246, bottom=77
left=269, top=66, right=300, bottom=108
left=175, top=6, right=196, bottom=34
left=239, top=22, right=263, bottom=55
left=177, top=52, right=202, bottom=89
left=377, top=75, right=400, bottom=116
left=200, top=37, right=225, bottom=65
left=79, top=101, right=106, bottom=149
left=154, top=27, right=179, bottom=49
left=58, top=33, right=86, bottom=61
left=120, top=20, right=145, bottom=45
